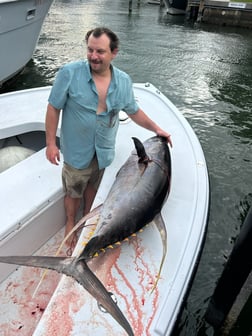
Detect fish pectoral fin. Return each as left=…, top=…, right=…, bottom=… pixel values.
left=151, top=213, right=167, bottom=293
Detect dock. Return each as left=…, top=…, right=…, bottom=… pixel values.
left=186, top=0, right=252, bottom=28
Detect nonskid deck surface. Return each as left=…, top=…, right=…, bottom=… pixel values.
left=0, top=228, right=66, bottom=336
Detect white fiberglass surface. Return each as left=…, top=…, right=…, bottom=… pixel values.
left=0, top=84, right=209, bottom=336
left=33, top=83, right=209, bottom=336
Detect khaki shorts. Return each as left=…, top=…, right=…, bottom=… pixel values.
left=62, top=156, right=104, bottom=198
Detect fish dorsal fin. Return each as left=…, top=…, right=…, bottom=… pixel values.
left=132, top=137, right=150, bottom=164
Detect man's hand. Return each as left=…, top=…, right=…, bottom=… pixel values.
left=46, top=144, right=60, bottom=165
left=156, top=129, right=173, bottom=148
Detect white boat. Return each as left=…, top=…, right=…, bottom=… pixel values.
left=0, top=83, right=209, bottom=335
left=0, top=0, right=53, bottom=88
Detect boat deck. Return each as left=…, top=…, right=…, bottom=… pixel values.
left=0, top=87, right=65, bottom=284
left=0, top=83, right=209, bottom=336
left=34, top=83, right=209, bottom=336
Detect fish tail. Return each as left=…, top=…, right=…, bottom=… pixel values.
left=0, top=255, right=134, bottom=336
left=0, top=255, right=72, bottom=271
left=76, top=260, right=134, bottom=336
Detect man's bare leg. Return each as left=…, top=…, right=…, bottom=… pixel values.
left=64, top=195, right=81, bottom=245
left=83, top=182, right=97, bottom=216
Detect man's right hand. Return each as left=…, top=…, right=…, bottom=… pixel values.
left=46, top=144, right=60, bottom=165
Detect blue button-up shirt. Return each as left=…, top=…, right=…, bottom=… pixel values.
left=48, top=60, right=139, bottom=169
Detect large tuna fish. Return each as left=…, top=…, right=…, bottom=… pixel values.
left=0, top=136, right=171, bottom=336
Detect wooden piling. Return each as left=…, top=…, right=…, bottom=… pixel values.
left=205, top=205, right=252, bottom=329
left=129, top=0, right=132, bottom=12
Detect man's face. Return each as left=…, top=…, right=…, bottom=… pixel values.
left=87, top=33, right=118, bottom=74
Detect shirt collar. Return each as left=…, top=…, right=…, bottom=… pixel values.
left=85, top=60, right=116, bottom=86
left=85, top=60, right=93, bottom=82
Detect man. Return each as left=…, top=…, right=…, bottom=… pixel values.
left=45, top=27, right=172, bottom=244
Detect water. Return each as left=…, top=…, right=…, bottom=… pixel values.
left=2, top=0, right=252, bottom=334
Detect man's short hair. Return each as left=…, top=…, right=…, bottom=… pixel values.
left=85, top=27, right=119, bottom=51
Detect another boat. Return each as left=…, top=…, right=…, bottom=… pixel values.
left=148, top=0, right=161, bottom=5
left=0, top=0, right=54, bottom=88
left=0, top=83, right=209, bottom=335
left=164, top=0, right=187, bottom=15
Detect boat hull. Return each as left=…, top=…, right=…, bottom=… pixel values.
left=0, top=0, right=53, bottom=87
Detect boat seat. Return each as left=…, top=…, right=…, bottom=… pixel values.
left=0, top=147, right=63, bottom=242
